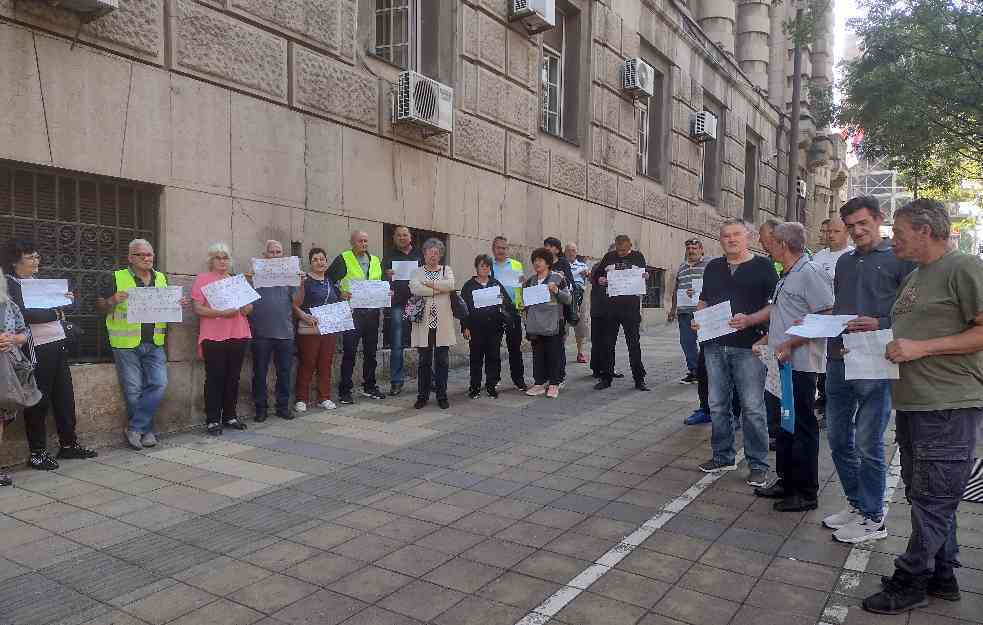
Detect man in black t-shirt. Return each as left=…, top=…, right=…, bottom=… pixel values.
left=696, top=219, right=778, bottom=488
left=382, top=226, right=422, bottom=396
left=591, top=235, right=649, bottom=391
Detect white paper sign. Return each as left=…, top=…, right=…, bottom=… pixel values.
left=21, top=279, right=71, bottom=309
left=522, top=283, right=551, bottom=307
left=606, top=268, right=647, bottom=297
left=30, top=321, right=65, bottom=347
left=496, top=268, right=521, bottom=289
left=756, top=345, right=782, bottom=399
left=126, top=287, right=183, bottom=323
left=349, top=280, right=392, bottom=309
left=472, top=286, right=502, bottom=309
left=200, top=274, right=261, bottom=311
left=392, top=261, right=419, bottom=281
left=786, top=314, right=858, bottom=339
left=251, top=257, right=301, bottom=288
left=694, top=301, right=738, bottom=343
left=309, top=302, right=355, bottom=334
left=677, top=278, right=703, bottom=308
left=844, top=329, right=900, bottom=380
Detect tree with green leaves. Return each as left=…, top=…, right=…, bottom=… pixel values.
left=838, top=0, right=983, bottom=200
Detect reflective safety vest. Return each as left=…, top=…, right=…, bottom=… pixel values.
left=106, top=269, right=167, bottom=348
left=495, top=258, right=524, bottom=310
left=339, top=250, right=383, bottom=293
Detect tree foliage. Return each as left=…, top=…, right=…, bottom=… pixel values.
left=838, top=0, right=983, bottom=199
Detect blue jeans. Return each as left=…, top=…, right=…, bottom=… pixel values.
left=677, top=312, right=699, bottom=373
left=824, top=358, right=893, bottom=521
left=389, top=306, right=408, bottom=386
left=113, top=344, right=168, bottom=434
left=252, top=337, right=294, bottom=415
left=704, top=343, right=769, bottom=471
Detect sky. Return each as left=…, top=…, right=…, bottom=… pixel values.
left=834, top=0, right=863, bottom=78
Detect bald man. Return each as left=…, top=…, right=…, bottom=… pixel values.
left=327, top=231, right=387, bottom=404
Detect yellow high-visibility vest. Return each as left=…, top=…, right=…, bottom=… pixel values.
left=106, top=269, right=167, bottom=348
left=339, top=250, right=382, bottom=293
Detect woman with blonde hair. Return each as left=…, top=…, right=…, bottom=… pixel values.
left=409, top=238, right=456, bottom=409
left=191, top=243, right=252, bottom=435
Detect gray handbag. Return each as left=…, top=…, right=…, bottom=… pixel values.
left=0, top=303, right=42, bottom=410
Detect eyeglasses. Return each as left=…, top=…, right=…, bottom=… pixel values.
left=21, top=253, right=41, bottom=261
left=684, top=240, right=701, bottom=246
left=130, top=252, right=154, bottom=258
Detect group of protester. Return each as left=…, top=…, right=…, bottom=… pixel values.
left=668, top=196, right=983, bottom=615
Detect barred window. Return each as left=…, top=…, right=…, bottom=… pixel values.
left=641, top=267, right=665, bottom=309
left=374, top=0, right=416, bottom=70
left=0, top=161, right=160, bottom=363
left=636, top=104, right=649, bottom=176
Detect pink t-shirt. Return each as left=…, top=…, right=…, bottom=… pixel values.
left=191, top=272, right=252, bottom=356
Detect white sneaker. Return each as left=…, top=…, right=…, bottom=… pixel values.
left=294, top=401, right=308, bottom=413
left=318, top=400, right=337, bottom=410
left=141, top=432, right=158, bottom=447
left=823, top=506, right=863, bottom=529
left=833, top=517, right=888, bottom=544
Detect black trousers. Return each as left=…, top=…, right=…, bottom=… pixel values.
left=775, top=370, right=820, bottom=500
left=503, top=315, right=525, bottom=386
left=532, top=334, right=564, bottom=386
left=418, top=328, right=449, bottom=401
left=597, top=314, right=646, bottom=383
left=469, top=327, right=503, bottom=391
left=340, top=309, right=380, bottom=395
left=202, top=339, right=248, bottom=425
left=589, top=313, right=605, bottom=376
left=24, top=341, right=77, bottom=451
left=816, top=373, right=827, bottom=406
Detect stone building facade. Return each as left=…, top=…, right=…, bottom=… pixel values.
left=0, top=0, right=839, bottom=462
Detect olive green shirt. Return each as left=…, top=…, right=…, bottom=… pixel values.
left=890, top=251, right=983, bottom=411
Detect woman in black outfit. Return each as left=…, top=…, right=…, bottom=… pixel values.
left=460, top=254, right=513, bottom=399
left=4, top=239, right=97, bottom=470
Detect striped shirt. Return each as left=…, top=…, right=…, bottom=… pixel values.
left=675, top=258, right=710, bottom=313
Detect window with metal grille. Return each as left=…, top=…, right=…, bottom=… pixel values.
left=541, top=49, right=562, bottom=136
left=641, top=267, right=665, bottom=309
left=637, top=104, right=649, bottom=176
left=0, top=161, right=160, bottom=363
left=374, top=0, right=416, bottom=70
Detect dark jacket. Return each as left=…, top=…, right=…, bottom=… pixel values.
left=551, top=257, right=577, bottom=289
left=6, top=275, right=59, bottom=325
left=383, top=246, right=423, bottom=306
left=460, top=277, right=513, bottom=333
left=591, top=249, right=647, bottom=322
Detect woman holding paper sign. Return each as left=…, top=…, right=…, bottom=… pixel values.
left=523, top=248, right=571, bottom=399
left=460, top=254, right=514, bottom=399
left=292, top=248, right=341, bottom=412
left=3, top=239, right=97, bottom=471
left=191, top=243, right=253, bottom=436
left=409, top=239, right=456, bottom=409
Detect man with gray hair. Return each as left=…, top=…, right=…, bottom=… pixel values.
left=864, top=199, right=983, bottom=614
left=751, top=222, right=833, bottom=512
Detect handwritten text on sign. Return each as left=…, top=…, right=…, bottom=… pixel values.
left=606, top=268, right=647, bottom=297
left=21, top=279, right=71, bottom=309
left=126, top=287, right=183, bottom=323
left=694, top=301, right=738, bottom=343
left=252, top=256, right=301, bottom=288
left=201, top=274, right=261, bottom=311
left=349, top=280, right=392, bottom=309
left=309, top=302, right=355, bottom=334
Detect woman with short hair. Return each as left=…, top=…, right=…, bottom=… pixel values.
left=3, top=238, right=96, bottom=471
left=191, top=243, right=252, bottom=435
left=293, top=247, right=341, bottom=412
left=523, top=248, right=571, bottom=399
left=409, top=238, right=456, bottom=409
left=460, top=254, right=512, bottom=399
left=0, top=267, right=31, bottom=486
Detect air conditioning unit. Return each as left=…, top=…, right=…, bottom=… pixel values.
left=509, top=0, right=556, bottom=35
left=689, top=111, right=718, bottom=143
left=49, top=0, right=118, bottom=18
left=394, top=71, right=454, bottom=134
left=796, top=179, right=808, bottom=199
left=622, top=58, right=655, bottom=97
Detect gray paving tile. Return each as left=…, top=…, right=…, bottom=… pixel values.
left=40, top=550, right=163, bottom=602
left=270, top=589, right=367, bottom=625
left=212, top=501, right=313, bottom=534
left=554, top=590, right=648, bottom=625
left=478, top=571, right=560, bottom=611
left=0, top=573, right=99, bottom=625
left=105, top=533, right=218, bottom=575
left=547, top=493, right=610, bottom=515
left=285, top=552, right=367, bottom=586
left=378, top=579, right=466, bottom=622
left=328, top=565, right=415, bottom=602
left=168, top=598, right=265, bottom=625
left=231, top=573, right=320, bottom=614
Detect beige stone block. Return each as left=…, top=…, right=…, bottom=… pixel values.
left=295, top=210, right=350, bottom=260
left=478, top=0, right=509, bottom=21
left=643, top=183, right=669, bottom=221
left=541, top=191, right=582, bottom=249
left=618, top=96, right=637, bottom=140
left=162, top=273, right=198, bottom=363
left=231, top=198, right=294, bottom=270
left=462, top=3, right=479, bottom=59
left=70, top=363, right=128, bottom=435
left=506, top=133, right=549, bottom=186
left=446, top=235, right=486, bottom=287
left=477, top=67, right=536, bottom=137
left=619, top=178, right=644, bottom=215
left=612, top=210, right=643, bottom=249
left=229, top=0, right=350, bottom=59
left=501, top=179, right=530, bottom=246
left=668, top=196, right=688, bottom=227
left=550, top=153, right=587, bottom=198
left=577, top=201, right=612, bottom=257
left=291, top=44, right=378, bottom=132
left=478, top=10, right=507, bottom=72
left=0, top=0, right=164, bottom=63
left=587, top=166, right=619, bottom=208
left=475, top=169, right=508, bottom=242
left=461, top=60, right=478, bottom=112
left=452, top=113, right=506, bottom=172
left=305, top=118, right=344, bottom=215
left=506, top=28, right=537, bottom=90
left=34, top=33, right=130, bottom=177
left=434, top=160, right=480, bottom=239
left=162, top=187, right=233, bottom=276
left=396, top=143, right=439, bottom=231
left=341, top=129, right=403, bottom=225
left=688, top=203, right=708, bottom=233
left=0, top=23, right=50, bottom=165
left=231, top=94, right=306, bottom=207
left=170, top=0, right=288, bottom=102
left=601, top=130, right=636, bottom=177
left=170, top=75, right=231, bottom=195
left=121, top=64, right=171, bottom=184
left=593, top=2, right=622, bottom=52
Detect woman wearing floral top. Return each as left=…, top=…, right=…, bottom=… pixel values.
left=408, top=238, right=456, bottom=409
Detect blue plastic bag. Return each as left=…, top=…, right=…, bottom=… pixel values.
left=780, top=361, right=795, bottom=433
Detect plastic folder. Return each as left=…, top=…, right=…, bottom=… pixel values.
left=780, top=361, right=795, bottom=433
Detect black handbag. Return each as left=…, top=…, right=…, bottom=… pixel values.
left=450, top=291, right=469, bottom=321
left=564, top=287, right=582, bottom=326
left=60, top=319, right=83, bottom=344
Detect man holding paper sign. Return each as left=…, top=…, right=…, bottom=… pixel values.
left=98, top=239, right=191, bottom=449
left=383, top=226, right=421, bottom=396
left=491, top=236, right=528, bottom=390
left=668, top=239, right=709, bottom=384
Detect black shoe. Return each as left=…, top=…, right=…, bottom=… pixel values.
left=276, top=410, right=295, bottom=420
left=881, top=572, right=960, bottom=602
left=223, top=418, right=247, bottom=430
left=0, top=473, right=11, bottom=487
left=634, top=381, right=650, bottom=391
left=206, top=422, right=223, bottom=436
left=57, top=443, right=98, bottom=460
left=468, top=388, right=481, bottom=399
left=438, top=398, right=450, bottom=409
left=389, top=384, right=403, bottom=397
left=338, top=394, right=354, bottom=405
left=414, top=398, right=428, bottom=409
left=768, top=437, right=777, bottom=451
left=515, top=383, right=528, bottom=392
left=773, top=495, right=818, bottom=512
left=254, top=412, right=268, bottom=423
left=361, top=386, right=386, bottom=400
left=594, top=379, right=612, bottom=390
left=612, top=371, right=625, bottom=379
left=485, top=386, right=499, bottom=398
left=864, top=572, right=928, bottom=614
left=28, top=450, right=59, bottom=471
left=754, top=480, right=787, bottom=499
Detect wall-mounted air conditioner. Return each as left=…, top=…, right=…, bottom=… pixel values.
left=510, top=0, right=556, bottom=35
left=394, top=71, right=454, bottom=134
left=622, top=58, right=655, bottom=97
left=48, top=0, right=118, bottom=18
left=796, top=179, right=808, bottom=199
left=689, top=111, right=718, bottom=142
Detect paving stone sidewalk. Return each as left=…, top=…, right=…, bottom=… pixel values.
left=0, top=325, right=981, bottom=625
